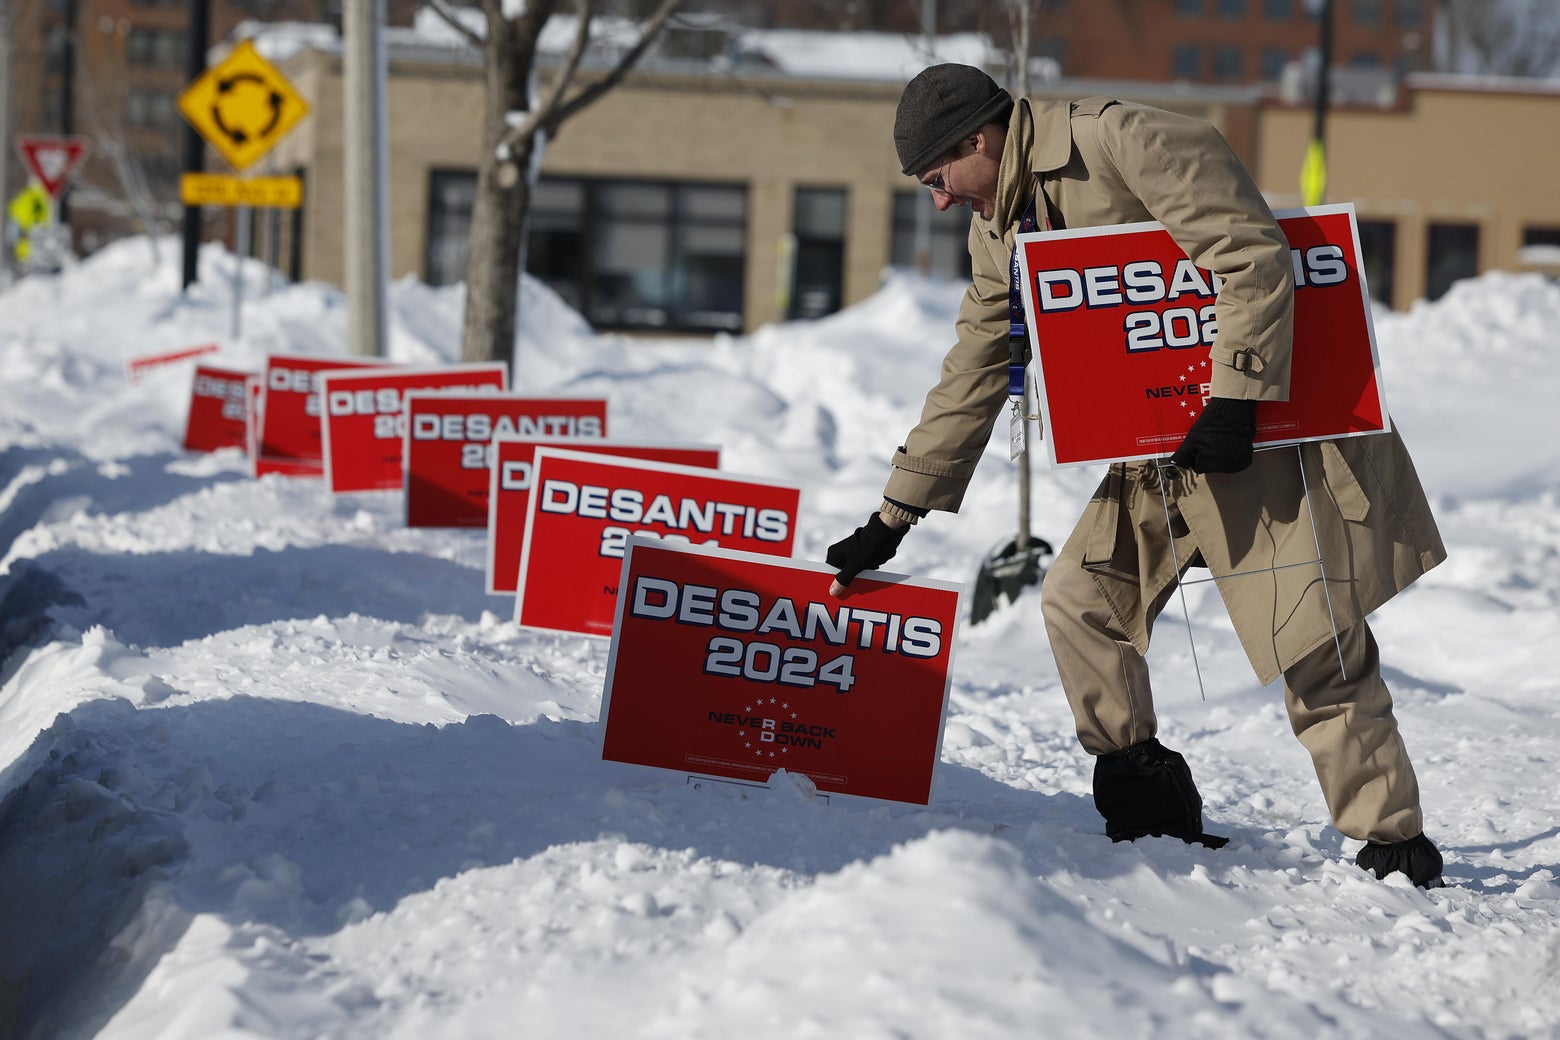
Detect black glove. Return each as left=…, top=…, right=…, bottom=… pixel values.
left=1170, top=398, right=1258, bottom=474
left=826, top=513, right=907, bottom=587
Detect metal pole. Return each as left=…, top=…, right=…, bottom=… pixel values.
left=911, top=0, right=936, bottom=273
left=0, top=0, right=12, bottom=288
left=232, top=203, right=248, bottom=339
left=55, top=0, right=78, bottom=228
left=181, top=0, right=211, bottom=292
left=343, top=0, right=388, bottom=357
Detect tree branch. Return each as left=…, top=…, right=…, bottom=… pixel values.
left=424, top=0, right=487, bottom=49
left=507, top=0, right=598, bottom=143
left=542, top=0, right=682, bottom=134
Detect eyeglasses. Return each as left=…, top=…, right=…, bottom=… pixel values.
left=922, top=155, right=955, bottom=197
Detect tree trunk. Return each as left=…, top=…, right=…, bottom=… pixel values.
left=460, top=21, right=533, bottom=365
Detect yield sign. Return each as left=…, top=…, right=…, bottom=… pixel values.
left=14, top=135, right=92, bottom=199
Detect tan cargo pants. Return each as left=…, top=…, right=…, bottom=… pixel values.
left=1039, top=486, right=1425, bottom=844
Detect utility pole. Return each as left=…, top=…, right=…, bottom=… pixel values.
left=181, top=0, right=211, bottom=291
left=912, top=0, right=936, bottom=273
left=0, top=0, right=11, bottom=288
left=1301, top=0, right=1334, bottom=206
left=59, top=0, right=76, bottom=225
left=343, top=0, right=388, bottom=357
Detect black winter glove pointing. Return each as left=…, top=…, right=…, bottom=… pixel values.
left=1170, top=398, right=1259, bottom=474
left=826, top=513, right=907, bottom=588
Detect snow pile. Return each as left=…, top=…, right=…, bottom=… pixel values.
left=2, top=238, right=1559, bottom=1039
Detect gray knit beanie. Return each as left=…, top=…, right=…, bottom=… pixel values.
left=894, top=63, right=1014, bottom=176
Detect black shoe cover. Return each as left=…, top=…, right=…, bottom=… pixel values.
left=1355, top=833, right=1444, bottom=888
left=1093, top=738, right=1228, bottom=849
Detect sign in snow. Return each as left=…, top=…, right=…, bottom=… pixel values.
left=183, top=364, right=253, bottom=453
left=485, top=437, right=721, bottom=595
left=319, top=364, right=508, bottom=494
left=600, top=539, right=961, bottom=805
left=513, top=449, right=799, bottom=637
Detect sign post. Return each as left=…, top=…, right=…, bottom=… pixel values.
left=176, top=38, right=311, bottom=331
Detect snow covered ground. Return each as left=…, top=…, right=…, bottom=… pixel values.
left=1, top=238, right=1558, bottom=1039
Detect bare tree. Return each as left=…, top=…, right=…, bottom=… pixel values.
left=1439, top=0, right=1560, bottom=78
left=428, top=0, right=682, bottom=365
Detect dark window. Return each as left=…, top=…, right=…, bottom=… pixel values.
left=425, top=170, right=478, bottom=288
left=889, top=194, right=973, bottom=281
left=1260, top=46, right=1290, bottom=80
left=1396, top=0, right=1425, bottom=28
left=1175, top=0, right=1204, bottom=14
left=1425, top=223, right=1479, bottom=301
left=1171, top=43, right=1202, bottom=79
left=1351, top=51, right=1382, bottom=68
left=1356, top=219, right=1397, bottom=307
left=1523, top=226, right=1560, bottom=247
left=126, top=90, right=178, bottom=129
left=1216, top=0, right=1247, bottom=17
left=128, top=28, right=185, bottom=66
left=789, top=188, right=847, bottom=320
left=1213, top=45, right=1245, bottom=80
left=1264, top=0, right=1294, bottom=17
left=527, top=180, right=585, bottom=311
left=532, top=177, right=747, bottom=333
left=1352, top=0, right=1383, bottom=27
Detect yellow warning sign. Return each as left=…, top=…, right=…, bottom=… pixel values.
left=177, top=39, right=310, bottom=172
left=8, top=182, right=53, bottom=230
left=180, top=172, right=303, bottom=209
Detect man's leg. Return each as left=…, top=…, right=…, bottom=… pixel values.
left=1042, top=529, right=1222, bottom=845
left=1281, top=619, right=1424, bottom=842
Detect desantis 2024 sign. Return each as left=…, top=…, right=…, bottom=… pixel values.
left=1015, top=203, right=1388, bottom=467
left=600, top=540, right=962, bottom=805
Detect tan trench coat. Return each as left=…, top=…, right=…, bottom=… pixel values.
left=883, top=97, right=1446, bottom=684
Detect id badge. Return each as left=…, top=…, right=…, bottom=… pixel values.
left=1009, top=402, right=1025, bottom=461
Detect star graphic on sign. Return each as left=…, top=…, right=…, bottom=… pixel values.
left=781, top=747, right=788, bottom=754
left=1179, top=374, right=1187, bottom=381
left=1200, top=360, right=1208, bottom=368
left=744, top=742, right=751, bottom=748
left=769, top=751, right=776, bottom=758
left=791, top=712, right=798, bottom=719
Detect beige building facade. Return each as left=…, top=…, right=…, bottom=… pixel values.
left=259, top=43, right=1560, bottom=334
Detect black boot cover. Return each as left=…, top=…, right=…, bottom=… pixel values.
left=1355, top=833, right=1444, bottom=888
left=1093, top=738, right=1228, bottom=848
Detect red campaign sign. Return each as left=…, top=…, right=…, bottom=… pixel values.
left=15, top=134, right=91, bottom=198
left=601, top=539, right=962, bottom=805
left=485, top=437, right=721, bottom=595
left=1016, top=203, right=1388, bottom=468
left=253, top=354, right=390, bottom=479
left=403, top=393, right=609, bottom=528
left=128, top=342, right=220, bottom=384
left=319, top=364, right=508, bottom=494
left=183, top=364, right=253, bottom=453
left=515, top=449, right=801, bottom=638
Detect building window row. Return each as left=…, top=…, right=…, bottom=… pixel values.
left=128, top=27, right=187, bottom=66
left=1177, top=0, right=1422, bottom=25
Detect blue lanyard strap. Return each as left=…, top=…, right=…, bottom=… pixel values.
left=1008, top=198, right=1040, bottom=397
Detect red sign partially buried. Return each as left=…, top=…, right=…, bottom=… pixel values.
left=254, top=354, right=389, bottom=478
left=320, top=364, right=508, bottom=494
left=485, top=437, right=721, bottom=595
left=601, top=539, right=962, bottom=805
left=183, top=363, right=252, bottom=453
left=403, top=393, right=609, bottom=528
left=1015, top=203, right=1388, bottom=467
left=129, top=342, right=220, bottom=384
left=515, top=449, right=800, bottom=637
